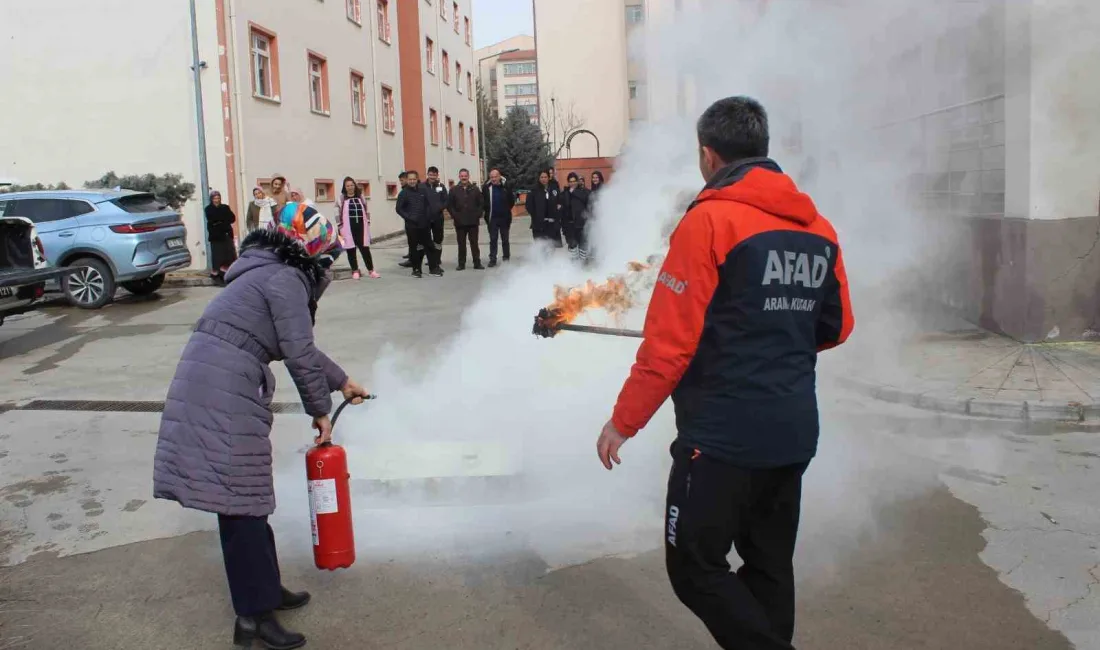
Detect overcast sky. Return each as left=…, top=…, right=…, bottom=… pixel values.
left=471, top=0, right=533, bottom=49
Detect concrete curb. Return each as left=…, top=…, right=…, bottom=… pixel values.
left=831, top=375, right=1097, bottom=426
left=164, top=229, right=408, bottom=288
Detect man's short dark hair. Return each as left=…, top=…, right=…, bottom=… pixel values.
left=489, top=167, right=501, bottom=174
left=406, top=170, right=419, bottom=178
left=398, top=171, right=408, bottom=179
left=458, top=168, right=469, bottom=175
left=697, top=96, right=770, bottom=163
left=427, top=166, right=439, bottom=174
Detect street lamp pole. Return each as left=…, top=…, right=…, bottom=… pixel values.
left=188, top=0, right=212, bottom=271
left=476, top=48, right=520, bottom=178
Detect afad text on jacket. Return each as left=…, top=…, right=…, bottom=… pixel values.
left=611, top=158, right=854, bottom=468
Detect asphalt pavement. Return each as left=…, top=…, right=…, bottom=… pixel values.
left=0, top=231, right=1093, bottom=649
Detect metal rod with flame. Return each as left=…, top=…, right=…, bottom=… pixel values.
left=531, top=259, right=661, bottom=340
left=532, top=308, right=643, bottom=339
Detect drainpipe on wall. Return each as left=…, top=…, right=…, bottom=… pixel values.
left=366, top=0, right=385, bottom=183
left=435, top=10, right=447, bottom=181
left=189, top=0, right=213, bottom=270
left=226, top=0, right=248, bottom=218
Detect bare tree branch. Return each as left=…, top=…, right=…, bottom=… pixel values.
left=540, top=97, right=586, bottom=158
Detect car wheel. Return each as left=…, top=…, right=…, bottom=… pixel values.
left=120, top=275, right=166, bottom=296
left=64, top=257, right=115, bottom=309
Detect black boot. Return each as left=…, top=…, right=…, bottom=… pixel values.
left=233, top=613, right=305, bottom=650
left=473, top=261, right=485, bottom=270
left=277, top=587, right=311, bottom=611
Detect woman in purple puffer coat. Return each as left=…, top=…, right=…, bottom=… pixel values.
left=153, top=202, right=369, bottom=649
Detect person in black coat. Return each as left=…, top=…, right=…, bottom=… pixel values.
left=526, top=171, right=562, bottom=246
left=547, top=167, right=562, bottom=194
left=425, top=166, right=449, bottom=267
left=205, top=190, right=238, bottom=285
left=559, top=173, right=590, bottom=257
left=396, top=171, right=442, bottom=277
left=482, top=168, right=516, bottom=267
left=445, top=168, right=484, bottom=270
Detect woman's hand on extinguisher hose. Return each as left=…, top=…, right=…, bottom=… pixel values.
left=313, top=415, right=333, bottom=445
left=341, top=378, right=370, bottom=404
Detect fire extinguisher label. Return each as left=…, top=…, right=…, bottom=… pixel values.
left=309, top=478, right=339, bottom=515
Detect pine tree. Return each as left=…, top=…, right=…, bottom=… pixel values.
left=476, top=79, right=502, bottom=166
left=488, top=107, right=553, bottom=191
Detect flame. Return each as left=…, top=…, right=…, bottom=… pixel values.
left=541, top=261, right=654, bottom=329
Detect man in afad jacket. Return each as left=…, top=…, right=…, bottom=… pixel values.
left=446, top=168, right=484, bottom=270
left=596, top=96, right=854, bottom=650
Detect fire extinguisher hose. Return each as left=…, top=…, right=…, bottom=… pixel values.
left=330, top=394, right=377, bottom=431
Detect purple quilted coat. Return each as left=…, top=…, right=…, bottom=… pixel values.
left=153, top=229, right=348, bottom=517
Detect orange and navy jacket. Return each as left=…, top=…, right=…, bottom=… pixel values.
left=611, top=158, right=853, bottom=467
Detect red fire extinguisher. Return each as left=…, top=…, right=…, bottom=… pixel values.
left=306, top=395, right=373, bottom=571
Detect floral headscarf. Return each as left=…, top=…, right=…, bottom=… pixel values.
left=273, top=201, right=340, bottom=262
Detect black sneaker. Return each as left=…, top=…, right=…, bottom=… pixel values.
left=412, top=270, right=423, bottom=278
left=456, top=264, right=466, bottom=271
left=473, top=262, right=485, bottom=270
left=429, top=268, right=444, bottom=277
left=487, top=260, right=498, bottom=268
left=398, top=260, right=413, bottom=268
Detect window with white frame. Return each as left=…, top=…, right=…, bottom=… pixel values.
left=464, top=16, right=471, bottom=45
left=442, top=51, right=450, bottom=84
left=456, top=62, right=463, bottom=93
left=439, top=0, right=446, bottom=20
left=308, top=53, right=328, bottom=113
left=445, top=116, right=453, bottom=149
left=629, top=81, right=639, bottom=100
left=626, top=4, right=644, bottom=24
left=453, top=2, right=459, bottom=31
left=504, top=83, right=537, bottom=97
left=425, top=37, right=435, bottom=73
left=377, top=0, right=391, bottom=43
left=346, top=0, right=361, bottom=24
left=250, top=28, right=278, bottom=99
left=351, top=72, right=366, bottom=125
left=381, top=85, right=396, bottom=132
left=429, top=108, right=439, bottom=145
left=502, top=62, right=536, bottom=76
left=458, top=121, right=465, bottom=152
left=467, top=72, right=473, bottom=98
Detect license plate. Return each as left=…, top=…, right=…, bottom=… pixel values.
left=166, top=238, right=184, bottom=250
left=0, top=287, right=12, bottom=298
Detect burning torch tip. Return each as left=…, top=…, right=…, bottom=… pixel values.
left=532, top=308, right=562, bottom=339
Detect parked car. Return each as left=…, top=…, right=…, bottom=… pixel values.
left=0, top=216, right=77, bottom=325
left=0, top=190, right=191, bottom=309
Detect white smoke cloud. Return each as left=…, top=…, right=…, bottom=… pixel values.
left=278, top=0, right=1004, bottom=577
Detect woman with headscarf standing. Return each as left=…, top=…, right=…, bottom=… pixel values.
left=246, top=187, right=276, bottom=232
left=154, top=200, right=370, bottom=649
left=336, top=177, right=379, bottom=280
left=205, top=190, right=238, bottom=285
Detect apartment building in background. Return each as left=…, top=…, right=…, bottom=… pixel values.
left=0, top=0, right=480, bottom=269
left=474, top=35, right=536, bottom=118
left=534, top=0, right=661, bottom=158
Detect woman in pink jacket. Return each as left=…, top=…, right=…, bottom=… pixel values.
left=336, top=177, right=378, bottom=279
